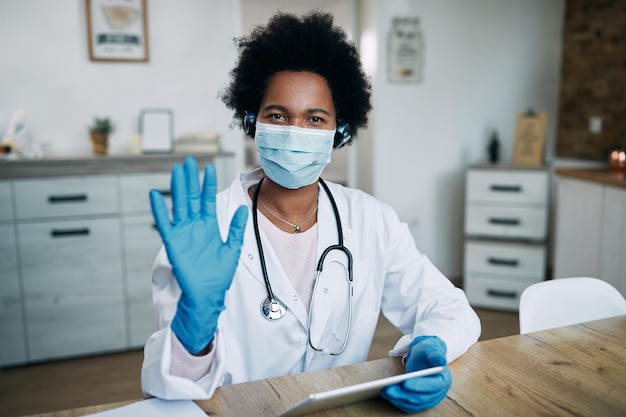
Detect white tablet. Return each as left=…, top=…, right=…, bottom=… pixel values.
left=279, top=365, right=445, bottom=417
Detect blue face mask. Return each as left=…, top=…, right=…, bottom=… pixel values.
left=255, top=122, right=335, bottom=189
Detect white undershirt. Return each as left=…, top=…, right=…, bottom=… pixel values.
left=257, top=211, right=318, bottom=311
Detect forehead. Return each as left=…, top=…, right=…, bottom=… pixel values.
left=261, top=71, right=335, bottom=113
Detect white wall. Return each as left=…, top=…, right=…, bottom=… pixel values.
left=0, top=0, right=245, bottom=177
left=0, top=0, right=565, bottom=278
left=365, top=0, right=564, bottom=277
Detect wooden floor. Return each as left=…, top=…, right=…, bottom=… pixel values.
left=0, top=308, right=518, bottom=417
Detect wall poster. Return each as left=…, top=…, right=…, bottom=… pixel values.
left=512, top=111, right=547, bottom=165
left=388, top=17, right=424, bottom=83
left=86, top=0, right=149, bottom=62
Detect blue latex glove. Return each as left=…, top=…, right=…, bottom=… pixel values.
left=381, top=336, right=452, bottom=414
left=150, top=156, right=248, bottom=354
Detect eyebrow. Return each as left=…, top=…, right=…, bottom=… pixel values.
left=260, top=104, right=333, bottom=116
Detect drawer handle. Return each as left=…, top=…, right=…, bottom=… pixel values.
left=48, top=194, right=88, bottom=203
left=487, top=289, right=517, bottom=298
left=490, top=184, right=522, bottom=192
left=50, top=228, right=90, bottom=237
left=487, top=257, right=519, bottom=267
left=156, top=189, right=171, bottom=197
left=488, top=217, right=520, bottom=226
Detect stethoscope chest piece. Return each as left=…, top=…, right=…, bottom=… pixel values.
left=261, top=296, right=287, bottom=321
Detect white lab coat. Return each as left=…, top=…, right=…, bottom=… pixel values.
left=141, top=168, right=481, bottom=399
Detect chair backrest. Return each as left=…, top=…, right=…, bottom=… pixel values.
left=519, top=277, right=626, bottom=334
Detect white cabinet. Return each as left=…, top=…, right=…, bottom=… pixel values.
left=554, top=176, right=626, bottom=297
left=13, top=176, right=126, bottom=361
left=600, top=187, right=626, bottom=296
left=1, top=154, right=233, bottom=365
left=19, top=218, right=126, bottom=361
left=463, top=165, right=549, bottom=311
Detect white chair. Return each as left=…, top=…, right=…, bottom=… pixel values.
left=519, top=277, right=626, bottom=334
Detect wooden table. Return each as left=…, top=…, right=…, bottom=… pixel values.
left=26, top=315, right=626, bottom=417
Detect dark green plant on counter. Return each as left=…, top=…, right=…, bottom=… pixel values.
left=89, top=117, right=115, bottom=135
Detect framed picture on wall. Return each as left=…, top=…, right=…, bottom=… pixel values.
left=86, top=0, right=149, bottom=62
left=388, top=17, right=424, bottom=83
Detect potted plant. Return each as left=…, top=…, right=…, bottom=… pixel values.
left=89, top=117, right=115, bottom=156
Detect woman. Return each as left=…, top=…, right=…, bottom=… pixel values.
left=142, top=11, right=480, bottom=414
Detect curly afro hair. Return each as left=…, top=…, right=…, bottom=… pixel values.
left=220, top=10, right=372, bottom=138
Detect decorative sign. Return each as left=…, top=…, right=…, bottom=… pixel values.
left=86, top=0, right=149, bottom=62
left=512, top=111, right=547, bottom=165
left=388, top=17, right=424, bottom=83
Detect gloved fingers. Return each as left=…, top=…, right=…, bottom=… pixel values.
left=381, top=383, right=448, bottom=414
left=425, top=348, right=447, bottom=367
left=227, top=205, right=249, bottom=249
left=184, top=156, right=201, bottom=217
left=150, top=189, right=171, bottom=236
left=401, top=370, right=452, bottom=394
left=201, top=164, right=217, bottom=218
left=171, top=163, right=188, bottom=224
left=406, top=336, right=447, bottom=372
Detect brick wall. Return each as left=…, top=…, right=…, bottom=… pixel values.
left=556, top=0, right=626, bottom=161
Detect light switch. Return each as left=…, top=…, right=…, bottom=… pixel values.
left=589, top=117, right=602, bottom=134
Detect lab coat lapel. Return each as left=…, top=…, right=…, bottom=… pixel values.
left=228, top=172, right=309, bottom=329
left=306, top=182, right=354, bottom=367
left=225, top=173, right=266, bottom=290
left=308, top=188, right=336, bottom=344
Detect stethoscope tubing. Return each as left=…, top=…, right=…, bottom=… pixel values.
left=252, top=177, right=354, bottom=355
left=251, top=177, right=276, bottom=301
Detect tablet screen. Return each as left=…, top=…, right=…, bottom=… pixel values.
left=279, top=365, right=445, bottom=417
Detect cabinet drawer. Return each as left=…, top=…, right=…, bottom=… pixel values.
left=0, top=181, right=14, bottom=221
left=465, top=204, right=547, bottom=239
left=14, top=176, right=118, bottom=219
left=19, top=217, right=126, bottom=360
left=25, top=290, right=126, bottom=361
left=18, top=218, right=123, bottom=295
left=120, top=172, right=171, bottom=213
left=464, top=241, right=545, bottom=279
left=466, top=169, right=548, bottom=205
left=465, top=274, right=542, bottom=311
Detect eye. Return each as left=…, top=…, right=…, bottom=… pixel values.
left=268, top=113, right=287, bottom=122
left=305, top=116, right=327, bottom=127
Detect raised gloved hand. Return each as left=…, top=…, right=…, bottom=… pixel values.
left=150, top=156, right=248, bottom=354
left=381, top=335, right=452, bottom=414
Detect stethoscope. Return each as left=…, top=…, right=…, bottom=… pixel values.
left=252, top=177, right=354, bottom=355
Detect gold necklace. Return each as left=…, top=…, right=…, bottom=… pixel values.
left=258, top=197, right=318, bottom=233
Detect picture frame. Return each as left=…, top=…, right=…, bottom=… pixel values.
left=140, top=109, right=174, bottom=154
left=512, top=110, right=547, bottom=166
left=86, top=0, right=149, bottom=62
left=388, top=17, right=424, bottom=83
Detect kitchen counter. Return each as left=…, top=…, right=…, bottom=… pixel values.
left=555, top=168, right=626, bottom=189
left=0, top=153, right=233, bottom=179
